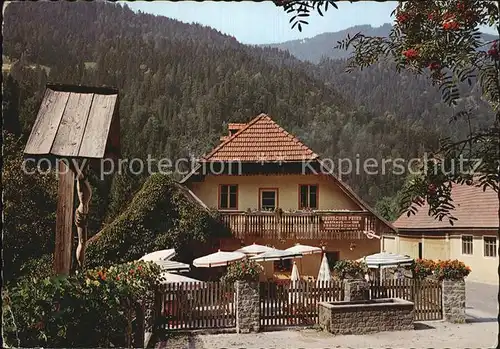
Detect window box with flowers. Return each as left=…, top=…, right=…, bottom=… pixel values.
left=410, top=259, right=471, bottom=281
left=433, top=259, right=471, bottom=281
left=411, top=259, right=437, bottom=280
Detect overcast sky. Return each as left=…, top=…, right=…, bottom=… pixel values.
left=123, top=1, right=497, bottom=45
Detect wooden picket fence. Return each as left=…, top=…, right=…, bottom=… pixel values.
left=154, top=278, right=443, bottom=332
left=259, top=280, right=344, bottom=328
left=370, top=278, right=443, bottom=321
left=155, top=282, right=235, bottom=330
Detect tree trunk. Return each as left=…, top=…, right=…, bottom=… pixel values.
left=494, top=4, right=499, bottom=347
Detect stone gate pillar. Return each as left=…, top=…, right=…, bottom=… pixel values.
left=442, top=279, right=466, bottom=323
left=235, top=280, right=260, bottom=333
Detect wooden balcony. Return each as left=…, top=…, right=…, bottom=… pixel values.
left=219, top=210, right=386, bottom=241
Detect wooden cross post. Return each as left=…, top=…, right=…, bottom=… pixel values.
left=24, top=84, right=120, bottom=275
left=54, top=160, right=75, bottom=274
left=54, top=159, right=91, bottom=274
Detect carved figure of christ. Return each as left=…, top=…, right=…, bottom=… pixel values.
left=75, top=171, right=92, bottom=267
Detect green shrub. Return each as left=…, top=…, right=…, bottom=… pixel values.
left=332, top=260, right=368, bottom=279
left=3, top=260, right=162, bottom=348
left=17, top=253, right=54, bottom=280
left=85, top=174, right=230, bottom=269
left=221, top=258, right=263, bottom=283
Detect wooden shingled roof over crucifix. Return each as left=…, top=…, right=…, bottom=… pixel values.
left=24, top=84, right=120, bottom=160
left=24, top=84, right=120, bottom=275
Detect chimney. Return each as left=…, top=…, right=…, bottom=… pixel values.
left=228, top=123, right=246, bottom=137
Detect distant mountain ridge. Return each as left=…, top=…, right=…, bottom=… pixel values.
left=264, top=23, right=497, bottom=63
left=263, top=24, right=392, bottom=63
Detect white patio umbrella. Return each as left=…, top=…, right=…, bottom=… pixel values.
left=316, top=254, right=332, bottom=285
left=159, top=272, right=204, bottom=284
left=285, top=243, right=322, bottom=255
left=159, top=273, right=206, bottom=301
left=193, top=250, right=245, bottom=268
left=289, top=261, right=301, bottom=304
left=140, top=249, right=176, bottom=262
left=236, top=243, right=275, bottom=256
left=250, top=248, right=302, bottom=262
left=359, top=252, right=414, bottom=269
left=152, top=260, right=190, bottom=273
left=291, top=261, right=301, bottom=286
left=285, top=244, right=322, bottom=276
left=358, top=252, right=414, bottom=280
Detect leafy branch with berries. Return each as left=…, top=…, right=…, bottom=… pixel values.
left=277, top=0, right=499, bottom=227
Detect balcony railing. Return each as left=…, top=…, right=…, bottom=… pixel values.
left=219, top=210, right=385, bottom=240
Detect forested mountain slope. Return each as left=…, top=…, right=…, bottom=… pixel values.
left=3, top=1, right=467, bottom=242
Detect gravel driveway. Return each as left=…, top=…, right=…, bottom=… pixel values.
left=157, top=320, right=497, bottom=349
left=197, top=321, right=497, bottom=349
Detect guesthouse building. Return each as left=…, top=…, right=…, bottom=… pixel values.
left=181, top=113, right=396, bottom=278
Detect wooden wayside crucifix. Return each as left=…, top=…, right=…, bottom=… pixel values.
left=24, top=84, right=120, bottom=275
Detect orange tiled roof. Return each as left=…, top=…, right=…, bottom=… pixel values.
left=202, top=114, right=318, bottom=162
left=394, top=183, right=498, bottom=229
